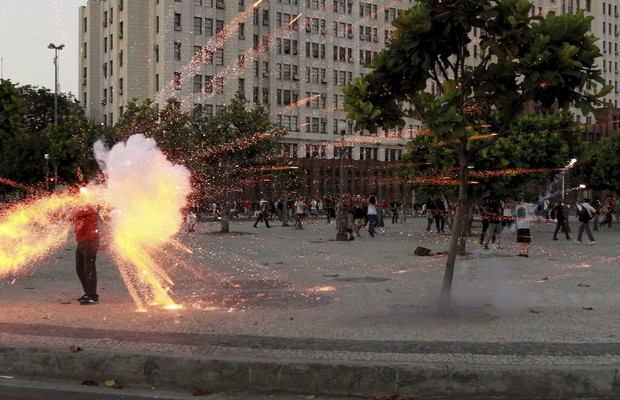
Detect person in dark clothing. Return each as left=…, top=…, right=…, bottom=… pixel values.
left=432, top=198, right=446, bottom=233
left=552, top=202, right=571, bottom=240
left=253, top=196, right=271, bottom=228
left=390, top=199, right=400, bottom=223
left=73, top=204, right=100, bottom=305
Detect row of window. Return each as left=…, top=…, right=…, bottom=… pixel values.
left=191, top=74, right=225, bottom=94
left=173, top=38, right=374, bottom=67
left=281, top=143, right=403, bottom=162
left=602, top=2, right=617, bottom=16
left=191, top=0, right=226, bottom=8
left=175, top=5, right=397, bottom=35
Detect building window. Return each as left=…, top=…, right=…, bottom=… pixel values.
left=215, top=76, right=224, bottom=94
left=154, top=44, right=159, bottom=62
left=215, top=49, right=224, bottom=65
left=119, top=78, right=123, bottom=95
left=238, top=22, right=245, bottom=39
left=194, top=75, right=203, bottom=92
left=156, top=16, right=160, bottom=33
left=238, top=78, right=245, bottom=94
left=174, top=42, right=181, bottom=61
left=205, top=75, right=213, bottom=93
left=174, top=72, right=181, bottom=90
left=119, top=21, right=124, bottom=39
left=262, top=87, right=269, bottom=103
left=174, top=13, right=182, bottom=31
left=205, top=18, right=213, bottom=36
left=194, top=17, right=202, bottom=34
left=155, top=74, right=160, bottom=91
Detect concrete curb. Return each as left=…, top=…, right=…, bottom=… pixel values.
left=2, top=343, right=620, bottom=399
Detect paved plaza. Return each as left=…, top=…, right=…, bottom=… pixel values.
left=0, top=215, right=619, bottom=399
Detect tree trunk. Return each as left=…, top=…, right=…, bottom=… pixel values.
left=220, top=217, right=230, bottom=233
left=282, top=191, right=290, bottom=227
left=439, top=143, right=470, bottom=311
left=458, top=201, right=474, bottom=255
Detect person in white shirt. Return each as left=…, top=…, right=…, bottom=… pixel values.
left=515, top=198, right=535, bottom=257
left=576, top=199, right=596, bottom=245
left=367, top=193, right=378, bottom=238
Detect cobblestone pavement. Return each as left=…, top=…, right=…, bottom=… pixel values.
left=0, top=216, right=619, bottom=398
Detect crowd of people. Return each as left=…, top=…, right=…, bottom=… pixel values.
left=185, top=193, right=619, bottom=252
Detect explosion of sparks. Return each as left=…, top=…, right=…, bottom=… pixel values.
left=0, top=134, right=191, bottom=311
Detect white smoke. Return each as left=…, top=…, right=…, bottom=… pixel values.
left=94, top=134, right=192, bottom=247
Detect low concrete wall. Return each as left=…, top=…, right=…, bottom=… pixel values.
left=1, top=344, right=619, bottom=399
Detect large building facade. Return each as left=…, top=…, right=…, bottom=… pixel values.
left=78, top=0, right=620, bottom=199
left=79, top=0, right=418, bottom=199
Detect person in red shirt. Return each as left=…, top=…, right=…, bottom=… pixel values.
left=73, top=204, right=100, bottom=305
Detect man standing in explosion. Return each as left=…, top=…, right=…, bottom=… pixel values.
left=73, top=195, right=100, bottom=305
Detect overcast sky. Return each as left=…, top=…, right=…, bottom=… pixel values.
left=0, top=0, right=88, bottom=95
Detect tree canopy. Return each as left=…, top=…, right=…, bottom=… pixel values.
left=0, top=80, right=104, bottom=192
left=342, top=0, right=609, bottom=305
left=575, top=130, right=620, bottom=193
left=401, top=111, right=587, bottom=201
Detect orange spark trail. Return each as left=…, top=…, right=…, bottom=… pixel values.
left=1, top=134, right=192, bottom=313
left=96, top=134, right=192, bottom=311
left=0, top=190, right=98, bottom=279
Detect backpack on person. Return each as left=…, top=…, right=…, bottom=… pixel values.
left=578, top=205, right=591, bottom=223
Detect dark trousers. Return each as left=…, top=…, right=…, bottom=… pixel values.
left=434, top=214, right=445, bottom=232
left=479, top=219, right=489, bottom=244
left=254, top=212, right=270, bottom=227
left=76, top=239, right=99, bottom=299
left=553, top=220, right=571, bottom=239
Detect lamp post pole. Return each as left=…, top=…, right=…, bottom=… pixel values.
left=336, top=131, right=348, bottom=241
left=47, top=43, right=64, bottom=191
left=562, top=158, right=578, bottom=203
left=48, top=43, right=64, bottom=127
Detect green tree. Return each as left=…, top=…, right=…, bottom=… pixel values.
left=112, top=99, right=198, bottom=166
left=1, top=81, right=98, bottom=191
left=402, top=112, right=587, bottom=233
left=0, top=79, right=27, bottom=192
left=576, top=131, right=620, bottom=192
left=199, top=93, right=287, bottom=232
left=343, top=0, right=609, bottom=308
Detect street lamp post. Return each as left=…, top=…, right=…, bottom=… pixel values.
left=561, top=158, right=578, bottom=202
left=47, top=43, right=65, bottom=127
left=48, top=43, right=64, bottom=191
left=336, top=131, right=349, bottom=241
left=44, top=154, right=50, bottom=191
